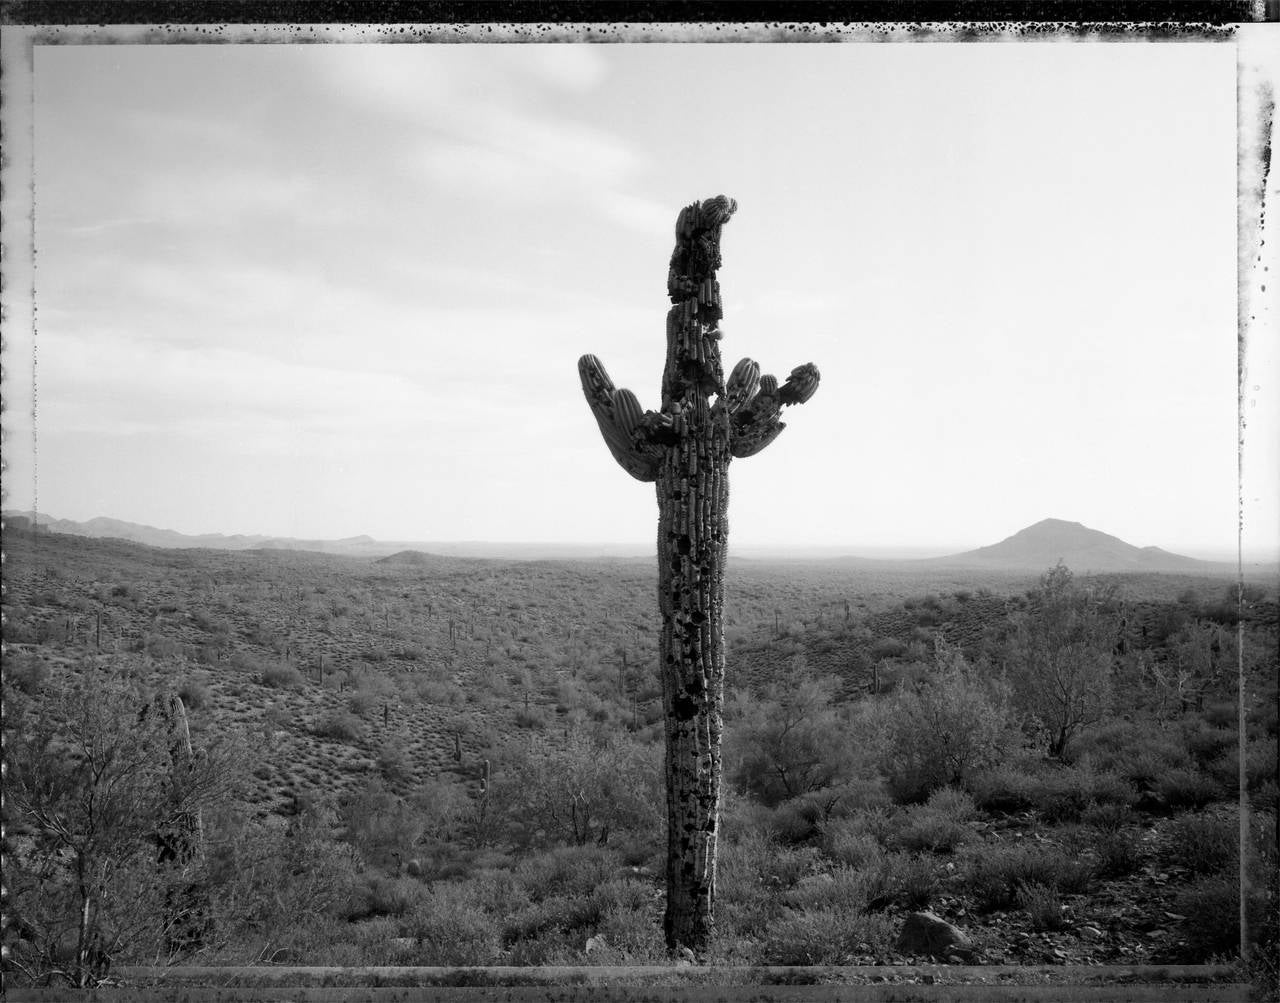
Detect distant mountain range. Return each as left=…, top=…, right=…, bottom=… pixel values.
left=2, top=513, right=381, bottom=556
left=1, top=511, right=1260, bottom=574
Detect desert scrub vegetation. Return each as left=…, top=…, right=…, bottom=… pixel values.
left=3, top=524, right=1276, bottom=979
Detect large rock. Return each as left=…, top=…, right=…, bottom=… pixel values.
left=896, top=911, right=972, bottom=958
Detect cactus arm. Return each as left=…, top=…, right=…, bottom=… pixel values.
left=715, top=357, right=761, bottom=417
left=779, top=362, right=821, bottom=405
left=578, top=353, right=661, bottom=482
left=728, top=362, right=820, bottom=458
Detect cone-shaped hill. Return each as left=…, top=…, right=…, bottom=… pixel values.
left=934, top=518, right=1218, bottom=573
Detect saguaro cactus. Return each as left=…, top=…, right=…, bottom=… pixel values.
left=578, top=195, right=819, bottom=954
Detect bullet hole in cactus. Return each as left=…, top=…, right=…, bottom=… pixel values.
left=678, top=534, right=692, bottom=555
left=673, top=693, right=699, bottom=721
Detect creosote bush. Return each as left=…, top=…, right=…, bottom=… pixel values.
left=961, top=842, right=1095, bottom=912
left=1164, top=811, right=1238, bottom=875
left=757, top=909, right=895, bottom=965
left=315, top=711, right=364, bottom=742
left=1017, top=882, right=1068, bottom=931
left=259, top=661, right=304, bottom=690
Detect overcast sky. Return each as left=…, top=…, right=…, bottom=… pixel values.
left=3, top=35, right=1275, bottom=559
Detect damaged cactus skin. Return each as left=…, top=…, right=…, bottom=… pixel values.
left=578, top=196, right=820, bottom=955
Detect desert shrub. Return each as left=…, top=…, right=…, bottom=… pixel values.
left=880, top=641, right=1016, bottom=801
left=756, top=845, right=823, bottom=891
left=260, top=662, right=303, bottom=689
left=1165, top=811, right=1237, bottom=875
left=727, top=665, right=871, bottom=808
left=871, top=638, right=907, bottom=661
left=456, top=868, right=530, bottom=915
left=782, top=866, right=882, bottom=915
left=331, top=915, right=404, bottom=965
left=403, top=884, right=501, bottom=964
left=1173, top=876, right=1240, bottom=960
left=315, top=711, right=364, bottom=742
left=1005, top=565, right=1120, bottom=759
left=1092, top=829, right=1144, bottom=878
left=889, top=811, right=967, bottom=855
left=1032, top=769, right=1098, bottom=824
left=177, top=677, right=209, bottom=710
left=514, top=844, right=618, bottom=901
left=1087, top=726, right=1195, bottom=790
left=376, top=742, right=412, bottom=783
left=967, top=764, right=1040, bottom=814
left=1017, top=882, right=1068, bottom=931
left=1254, top=780, right=1279, bottom=815
left=757, top=908, right=895, bottom=965
left=337, top=781, right=426, bottom=872
left=504, top=892, right=605, bottom=943
left=1080, top=802, right=1138, bottom=832
left=348, top=690, right=378, bottom=717
left=592, top=900, right=666, bottom=962
left=887, top=787, right=978, bottom=853
left=888, top=852, right=940, bottom=909
left=820, top=820, right=885, bottom=870
left=356, top=875, right=421, bottom=919
left=7, top=653, right=49, bottom=695
left=1157, top=768, right=1226, bottom=810
left=496, top=733, right=661, bottom=848
left=1185, top=723, right=1237, bottom=765
left=513, top=707, right=546, bottom=730
left=961, top=843, right=1095, bottom=912
left=143, top=633, right=182, bottom=658
left=769, top=780, right=889, bottom=844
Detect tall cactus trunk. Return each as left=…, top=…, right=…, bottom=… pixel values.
left=579, top=195, right=819, bottom=956
left=655, top=372, right=731, bottom=952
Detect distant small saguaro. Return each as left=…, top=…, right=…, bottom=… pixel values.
left=577, top=195, right=819, bottom=955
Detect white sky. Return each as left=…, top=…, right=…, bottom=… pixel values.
left=2, top=32, right=1276, bottom=560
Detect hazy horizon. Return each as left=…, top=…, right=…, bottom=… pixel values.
left=2, top=28, right=1276, bottom=561
left=7, top=507, right=1265, bottom=565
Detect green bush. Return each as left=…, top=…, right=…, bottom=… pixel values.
left=1185, top=723, right=1236, bottom=765
left=7, top=653, right=49, bottom=695
left=1080, top=803, right=1137, bottom=832
left=889, top=852, right=940, bottom=910
left=1092, top=829, right=1144, bottom=878
left=1026, top=765, right=1135, bottom=823
left=782, top=866, right=882, bottom=914
left=315, top=710, right=364, bottom=742
left=1157, top=768, right=1227, bottom=810
left=880, top=642, right=1015, bottom=802
left=592, top=910, right=666, bottom=962
left=758, top=908, right=895, bottom=965
left=1172, top=876, right=1240, bottom=961
left=961, top=843, right=1095, bottom=912
left=1017, top=881, right=1068, bottom=931
left=513, top=844, right=618, bottom=902
left=1165, top=811, right=1237, bottom=875
left=356, top=875, right=420, bottom=919
left=967, top=765, right=1040, bottom=814
left=260, top=662, right=304, bottom=689
left=376, top=742, right=412, bottom=783
left=177, top=678, right=209, bottom=710
left=820, top=818, right=886, bottom=869
left=404, top=884, right=501, bottom=964
left=889, top=802, right=973, bottom=854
